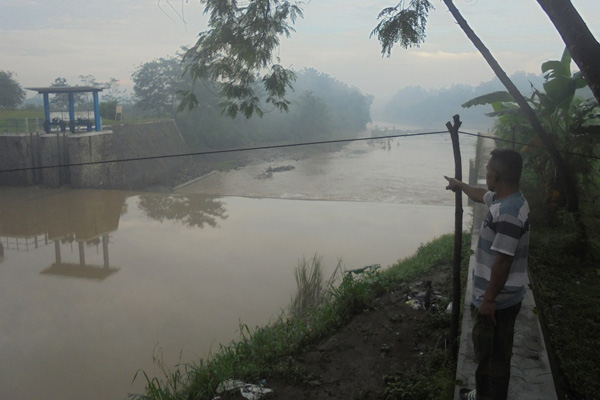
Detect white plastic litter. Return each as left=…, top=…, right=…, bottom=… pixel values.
left=216, top=379, right=245, bottom=393
left=240, top=383, right=272, bottom=400
left=215, top=379, right=273, bottom=400
left=405, top=299, right=421, bottom=310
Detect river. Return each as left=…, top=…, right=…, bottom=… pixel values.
left=0, top=132, right=475, bottom=399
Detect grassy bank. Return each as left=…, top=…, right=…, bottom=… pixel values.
left=528, top=226, right=600, bottom=399
left=0, top=109, right=44, bottom=119
left=131, top=232, right=472, bottom=400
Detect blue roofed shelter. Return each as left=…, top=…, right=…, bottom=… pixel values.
left=26, top=86, right=103, bottom=133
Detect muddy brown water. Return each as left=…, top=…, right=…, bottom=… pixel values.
left=0, top=134, right=475, bottom=399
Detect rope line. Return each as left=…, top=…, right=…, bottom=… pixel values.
left=460, top=131, right=600, bottom=161
left=0, top=131, right=447, bottom=174
left=1, top=128, right=599, bottom=174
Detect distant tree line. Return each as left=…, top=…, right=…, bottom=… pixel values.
left=377, top=71, right=594, bottom=132
left=131, top=53, right=373, bottom=151
left=378, top=72, right=544, bottom=131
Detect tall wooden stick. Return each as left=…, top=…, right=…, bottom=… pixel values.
left=446, top=114, right=463, bottom=361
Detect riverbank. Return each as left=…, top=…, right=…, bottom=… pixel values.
left=130, top=233, right=473, bottom=400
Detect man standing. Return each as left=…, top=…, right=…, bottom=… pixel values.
left=445, top=149, right=530, bottom=400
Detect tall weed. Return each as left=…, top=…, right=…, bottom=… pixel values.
left=288, top=254, right=342, bottom=318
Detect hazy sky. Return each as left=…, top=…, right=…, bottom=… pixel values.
left=2, top=0, right=599, bottom=101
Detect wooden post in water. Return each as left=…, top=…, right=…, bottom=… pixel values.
left=78, top=242, right=85, bottom=265
left=102, top=234, right=110, bottom=269
left=446, top=114, right=463, bottom=361
left=54, top=241, right=62, bottom=265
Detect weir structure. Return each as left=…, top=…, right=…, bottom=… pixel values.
left=0, top=120, right=191, bottom=190
left=26, top=86, right=103, bottom=133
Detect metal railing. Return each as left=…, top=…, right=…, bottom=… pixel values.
left=0, top=118, right=43, bottom=134
left=1, top=234, right=50, bottom=251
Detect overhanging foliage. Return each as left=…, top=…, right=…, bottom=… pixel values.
left=371, top=0, right=434, bottom=56
left=180, top=0, right=303, bottom=118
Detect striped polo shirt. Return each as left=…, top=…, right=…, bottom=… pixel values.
left=472, top=191, right=530, bottom=310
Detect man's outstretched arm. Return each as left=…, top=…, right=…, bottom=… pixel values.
left=444, top=176, right=487, bottom=204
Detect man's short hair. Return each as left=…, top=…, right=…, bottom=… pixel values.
left=489, top=149, right=523, bottom=186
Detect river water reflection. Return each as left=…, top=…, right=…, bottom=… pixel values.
left=0, top=135, right=475, bottom=399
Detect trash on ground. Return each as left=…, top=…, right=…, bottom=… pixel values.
left=405, top=299, right=422, bottom=310
left=215, top=379, right=273, bottom=400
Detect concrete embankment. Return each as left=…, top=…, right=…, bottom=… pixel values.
left=0, top=120, right=190, bottom=190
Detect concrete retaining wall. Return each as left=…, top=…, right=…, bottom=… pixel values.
left=0, top=134, right=40, bottom=186
left=39, top=132, right=69, bottom=187
left=0, top=120, right=190, bottom=190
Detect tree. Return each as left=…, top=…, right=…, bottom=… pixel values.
left=372, top=0, right=589, bottom=216
left=132, top=55, right=187, bottom=117
left=99, top=100, right=118, bottom=120
left=292, top=68, right=372, bottom=136
left=536, top=0, right=600, bottom=106
left=173, top=67, right=372, bottom=151
left=77, top=74, right=129, bottom=119
left=0, top=71, right=26, bottom=109
left=80, top=75, right=129, bottom=104
left=180, top=0, right=302, bottom=118
left=49, top=77, right=71, bottom=111
left=448, top=0, right=583, bottom=215
left=137, top=194, right=228, bottom=229
left=290, top=91, right=333, bottom=141
left=102, top=78, right=129, bottom=104
left=462, top=49, right=600, bottom=211
left=78, top=74, right=101, bottom=87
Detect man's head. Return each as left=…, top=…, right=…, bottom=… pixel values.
left=485, top=149, right=523, bottom=192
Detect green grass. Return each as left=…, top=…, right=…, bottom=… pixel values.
left=129, top=233, right=472, bottom=400
left=383, top=348, right=455, bottom=400
left=528, top=227, right=600, bottom=399
left=383, top=233, right=468, bottom=282
left=0, top=109, right=44, bottom=119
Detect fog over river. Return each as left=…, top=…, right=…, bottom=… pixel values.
left=0, top=133, right=475, bottom=399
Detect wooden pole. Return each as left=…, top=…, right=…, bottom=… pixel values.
left=446, top=114, right=463, bottom=361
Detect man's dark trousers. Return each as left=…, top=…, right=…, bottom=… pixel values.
left=471, top=302, right=522, bottom=400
